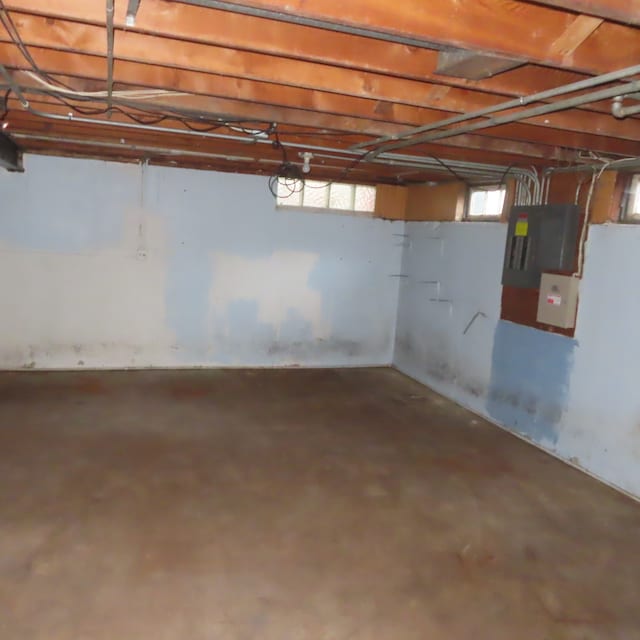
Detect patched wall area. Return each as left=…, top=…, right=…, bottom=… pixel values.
left=394, top=220, right=640, bottom=498
left=0, top=155, right=403, bottom=368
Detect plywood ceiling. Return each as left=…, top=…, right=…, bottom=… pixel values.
left=1, top=0, right=639, bottom=183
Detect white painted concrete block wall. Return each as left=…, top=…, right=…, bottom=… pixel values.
left=0, top=155, right=403, bottom=368
left=394, top=220, right=640, bottom=498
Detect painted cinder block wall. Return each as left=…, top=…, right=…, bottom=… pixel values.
left=393, top=220, right=640, bottom=498
left=0, top=155, right=403, bottom=368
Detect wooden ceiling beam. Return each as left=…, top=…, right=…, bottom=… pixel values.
left=4, top=61, right=634, bottom=163
left=5, top=0, right=614, bottom=108
left=5, top=100, right=563, bottom=168
left=1, top=15, right=639, bottom=145
left=4, top=15, right=544, bottom=113
left=2, top=58, right=638, bottom=163
left=157, top=0, right=640, bottom=74
left=9, top=129, right=461, bottom=184
left=18, top=140, right=455, bottom=184
left=547, top=15, right=604, bottom=60
left=521, top=0, right=640, bottom=27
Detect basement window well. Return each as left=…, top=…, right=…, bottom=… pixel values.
left=621, top=174, right=640, bottom=222
left=466, top=184, right=506, bottom=219
left=276, top=179, right=376, bottom=214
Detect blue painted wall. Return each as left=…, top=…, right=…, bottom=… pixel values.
left=487, top=320, right=575, bottom=446
left=394, top=220, right=640, bottom=498
left=0, top=155, right=403, bottom=368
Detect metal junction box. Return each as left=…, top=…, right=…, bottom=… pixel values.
left=536, top=273, right=579, bottom=329
left=502, top=204, right=580, bottom=289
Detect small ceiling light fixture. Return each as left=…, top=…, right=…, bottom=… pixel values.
left=299, top=151, right=313, bottom=174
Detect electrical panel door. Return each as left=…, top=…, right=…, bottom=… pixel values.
left=501, top=204, right=580, bottom=289
left=537, top=273, right=579, bottom=328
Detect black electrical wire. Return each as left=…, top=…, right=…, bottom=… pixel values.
left=25, top=87, right=262, bottom=133
left=37, top=88, right=274, bottom=135
left=182, top=120, right=225, bottom=133
left=49, top=94, right=173, bottom=125
left=275, top=129, right=363, bottom=138
left=268, top=132, right=309, bottom=198
left=268, top=128, right=380, bottom=200
left=498, top=163, right=515, bottom=185
left=430, top=154, right=469, bottom=185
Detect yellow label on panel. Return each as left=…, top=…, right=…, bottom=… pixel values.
left=515, top=220, right=529, bottom=237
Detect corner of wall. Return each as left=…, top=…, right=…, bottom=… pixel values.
left=388, top=218, right=407, bottom=365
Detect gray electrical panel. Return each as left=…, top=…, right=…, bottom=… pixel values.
left=501, top=204, right=580, bottom=289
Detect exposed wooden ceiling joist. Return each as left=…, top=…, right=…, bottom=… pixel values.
left=5, top=66, right=638, bottom=164
left=0, top=0, right=639, bottom=183
left=7, top=96, right=571, bottom=169
left=164, top=0, right=640, bottom=74
left=0, top=0, right=595, bottom=98
left=0, top=1, right=632, bottom=119
left=523, top=0, right=640, bottom=27
left=1, top=19, right=639, bottom=151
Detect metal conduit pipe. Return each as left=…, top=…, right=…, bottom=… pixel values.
left=368, top=77, right=640, bottom=158
left=11, top=132, right=524, bottom=184
left=126, top=0, right=142, bottom=27
left=106, top=0, right=115, bottom=116
left=543, top=156, right=640, bottom=175
left=10, top=132, right=282, bottom=163
left=352, top=63, right=640, bottom=151
left=319, top=152, right=510, bottom=176
left=611, top=96, right=640, bottom=119
left=0, top=63, right=538, bottom=184
left=8, top=104, right=527, bottom=179
left=0, top=70, right=536, bottom=179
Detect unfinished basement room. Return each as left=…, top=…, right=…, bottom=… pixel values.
left=3, top=1, right=640, bottom=638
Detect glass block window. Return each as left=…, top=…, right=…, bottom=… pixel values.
left=276, top=179, right=376, bottom=214
left=622, top=174, right=640, bottom=222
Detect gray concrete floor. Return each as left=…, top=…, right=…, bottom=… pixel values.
left=1, top=368, right=639, bottom=639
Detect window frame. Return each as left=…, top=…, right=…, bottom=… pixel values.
left=619, top=173, right=640, bottom=223
left=464, top=183, right=507, bottom=221
left=276, top=179, right=377, bottom=215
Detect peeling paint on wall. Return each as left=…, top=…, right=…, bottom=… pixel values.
left=0, top=155, right=403, bottom=369
left=209, top=251, right=327, bottom=339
